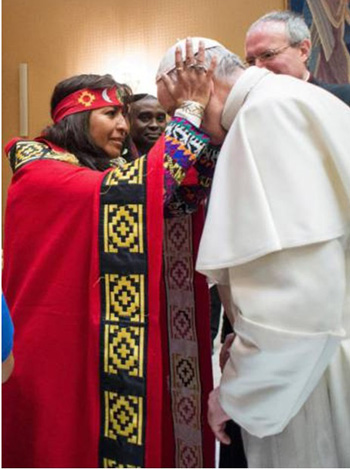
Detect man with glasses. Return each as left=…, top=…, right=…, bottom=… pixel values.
left=245, top=10, right=350, bottom=106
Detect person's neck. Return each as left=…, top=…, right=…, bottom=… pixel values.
left=136, top=142, right=152, bottom=156
left=302, top=69, right=310, bottom=81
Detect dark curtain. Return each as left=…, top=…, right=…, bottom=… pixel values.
left=290, top=0, right=350, bottom=83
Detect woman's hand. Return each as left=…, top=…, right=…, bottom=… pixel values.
left=159, top=38, right=217, bottom=110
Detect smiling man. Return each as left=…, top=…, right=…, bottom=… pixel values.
left=245, top=10, right=350, bottom=106
left=129, top=94, right=167, bottom=155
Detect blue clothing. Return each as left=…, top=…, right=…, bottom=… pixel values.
left=2, top=295, right=14, bottom=361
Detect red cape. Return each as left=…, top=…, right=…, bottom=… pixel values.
left=3, top=138, right=214, bottom=467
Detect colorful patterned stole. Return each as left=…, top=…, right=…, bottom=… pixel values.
left=163, top=215, right=205, bottom=468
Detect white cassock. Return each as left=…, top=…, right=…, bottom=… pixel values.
left=197, top=67, right=350, bottom=467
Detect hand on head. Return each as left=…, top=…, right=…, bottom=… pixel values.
left=157, top=38, right=217, bottom=113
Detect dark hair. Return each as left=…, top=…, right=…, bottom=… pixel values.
left=130, top=93, right=157, bottom=103
left=42, top=74, right=133, bottom=171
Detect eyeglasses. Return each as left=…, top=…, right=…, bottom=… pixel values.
left=244, top=45, right=292, bottom=66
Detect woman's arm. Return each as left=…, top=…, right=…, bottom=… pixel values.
left=164, top=143, right=220, bottom=217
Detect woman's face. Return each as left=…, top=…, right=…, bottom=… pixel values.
left=89, top=106, right=129, bottom=158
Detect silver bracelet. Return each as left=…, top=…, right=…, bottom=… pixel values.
left=174, top=100, right=205, bottom=128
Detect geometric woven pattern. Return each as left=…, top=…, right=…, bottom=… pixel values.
left=104, top=391, right=143, bottom=445
left=170, top=306, right=195, bottom=341
left=104, top=324, right=144, bottom=378
left=166, top=217, right=191, bottom=253
left=178, top=440, right=201, bottom=468
left=104, top=157, right=144, bottom=186
left=104, top=204, right=144, bottom=254
left=10, top=141, right=80, bottom=172
left=173, top=355, right=199, bottom=390
left=163, top=216, right=203, bottom=468
left=98, top=120, right=209, bottom=468
left=105, top=274, right=145, bottom=323
left=162, top=119, right=210, bottom=210
left=103, top=458, right=118, bottom=468
left=165, top=120, right=203, bottom=167
left=173, top=392, right=200, bottom=428
left=99, top=154, right=147, bottom=468
left=166, top=257, right=193, bottom=291
left=164, top=154, right=186, bottom=185
left=103, top=460, right=138, bottom=468
left=13, top=141, right=49, bottom=170
left=165, top=218, right=193, bottom=291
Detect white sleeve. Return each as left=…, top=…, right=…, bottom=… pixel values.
left=219, top=239, right=347, bottom=437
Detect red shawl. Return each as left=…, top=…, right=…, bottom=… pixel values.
left=2, top=138, right=214, bottom=467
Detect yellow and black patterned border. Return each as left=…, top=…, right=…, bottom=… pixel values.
left=98, top=157, right=148, bottom=468
left=8, top=140, right=80, bottom=172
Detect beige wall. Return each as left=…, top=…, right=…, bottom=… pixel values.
left=2, top=0, right=286, bottom=222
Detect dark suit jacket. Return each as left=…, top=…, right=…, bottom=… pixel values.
left=309, top=75, right=350, bottom=106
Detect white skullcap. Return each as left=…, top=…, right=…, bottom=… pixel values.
left=156, top=37, right=225, bottom=81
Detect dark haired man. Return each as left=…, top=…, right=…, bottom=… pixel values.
left=129, top=94, right=167, bottom=155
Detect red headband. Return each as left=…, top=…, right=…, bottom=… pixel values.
left=52, top=87, right=123, bottom=123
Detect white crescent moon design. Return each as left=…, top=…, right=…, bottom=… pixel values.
left=102, top=88, right=113, bottom=103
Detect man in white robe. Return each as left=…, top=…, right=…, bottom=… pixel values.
left=157, top=37, right=350, bottom=467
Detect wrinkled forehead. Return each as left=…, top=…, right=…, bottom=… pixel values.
left=246, top=21, right=288, bottom=43
left=245, top=22, right=290, bottom=56
left=156, top=37, right=222, bottom=80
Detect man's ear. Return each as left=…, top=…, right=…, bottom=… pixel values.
left=299, top=38, right=311, bottom=63
left=213, top=74, right=237, bottom=100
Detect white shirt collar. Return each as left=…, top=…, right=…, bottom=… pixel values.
left=221, top=67, right=271, bottom=130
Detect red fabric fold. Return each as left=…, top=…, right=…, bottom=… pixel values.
left=3, top=160, right=105, bottom=467
left=3, top=140, right=214, bottom=468
left=144, top=137, right=166, bottom=468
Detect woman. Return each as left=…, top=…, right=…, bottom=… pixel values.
left=3, top=42, right=218, bottom=468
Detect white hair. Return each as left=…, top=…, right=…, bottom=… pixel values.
left=247, top=10, right=311, bottom=44
left=156, top=37, right=245, bottom=81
